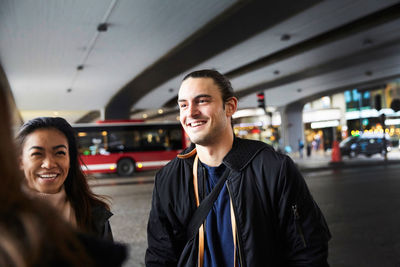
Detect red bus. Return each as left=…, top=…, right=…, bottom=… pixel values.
left=72, top=121, right=188, bottom=176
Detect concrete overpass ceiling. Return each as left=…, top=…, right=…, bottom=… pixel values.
left=234, top=18, right=400, bottom=107
left=231, top=18, right=400, bottom=90
left=234, top=2, right=400, bottom=108
left=134, top=0, right=371, bottom=109
left=86, top=0, right=236, bottom=106
left=239, top=51, right=400, bottom=109
left=0, top=0, right=399, bottom=122
left=135, top=0, right=400, bottom=111
left=0, top=0, right=236, bottom=122
left=106, top=0, right=323, bottom=118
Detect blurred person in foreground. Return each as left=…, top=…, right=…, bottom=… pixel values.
left=146, top=69, right=331, bottom=266
left=0, top=81, right=126, bottom=266
left=16, top=116, right=114, bottom=241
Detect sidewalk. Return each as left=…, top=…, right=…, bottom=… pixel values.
left=290, top=148, right=400, bottom=173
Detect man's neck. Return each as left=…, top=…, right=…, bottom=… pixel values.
left=196, top=133, right=234, bottom=167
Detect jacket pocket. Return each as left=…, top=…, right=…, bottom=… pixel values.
left=292, top=204, right=307, bottom=248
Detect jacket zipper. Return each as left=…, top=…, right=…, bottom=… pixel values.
left=226, top=180, right=244, bottom=267
left=292, top=204, right=307, bottom=248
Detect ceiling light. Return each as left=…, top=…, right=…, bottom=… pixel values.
left=363, top=38, right=373, bottom=46
left=280, top=34, right=291, bottom=41
left=158, top=109, right=163, bottom=114
left=97, top=23, right=108, bottom=32
left=365, top=71, right=373, bottom=76
left=142, top=114, right=148, bottom=119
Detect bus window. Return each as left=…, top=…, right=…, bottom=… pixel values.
left=108, top=130, right=141, bottom=152
left=169, top=129, right=183, bottom=150
left=77, top=131, right=107, bottom=155
left=139, top=128, right=167, bottom=151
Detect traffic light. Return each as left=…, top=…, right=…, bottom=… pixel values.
left=374, top=94, right=382, bottom=111
left=257, top=92, right=265, bottom=109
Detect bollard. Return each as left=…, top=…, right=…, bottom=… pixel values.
left=330, top=140, right=342, bottom=163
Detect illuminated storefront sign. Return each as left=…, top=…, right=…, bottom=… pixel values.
left=311, top=120, right=339, bottom=129
left=303, top=108, right=341, bottom=123
left=385, top=118, right=400, bottom=125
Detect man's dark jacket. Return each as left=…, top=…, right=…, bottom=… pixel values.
left=146, top=138, right=331, bottom=266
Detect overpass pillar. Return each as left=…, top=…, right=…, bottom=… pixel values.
left=280, top=102, right=304, bottom=153
left=100, top=108, right=105, bottom=121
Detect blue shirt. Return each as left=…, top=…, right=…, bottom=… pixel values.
left=202, top=163, right=234, bottom=267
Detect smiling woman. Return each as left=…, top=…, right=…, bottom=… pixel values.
left=0, top=71, right=127, bottom=265
left=16, top=117, right=114, bottom=240
left=20, top=128, right=70, bottom=194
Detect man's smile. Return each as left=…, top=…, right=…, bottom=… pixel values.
left=187, top=120, right=207, bottom=127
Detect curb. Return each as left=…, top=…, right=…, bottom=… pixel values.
left=297, top=159, right=400, bottom=173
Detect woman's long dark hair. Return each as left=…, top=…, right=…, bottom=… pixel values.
left=16, top=117, right=110, bottom=233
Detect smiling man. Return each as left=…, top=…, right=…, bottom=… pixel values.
left=146, top=69, right=331, bottom=267
left=178, top=75, right=236, bottom=166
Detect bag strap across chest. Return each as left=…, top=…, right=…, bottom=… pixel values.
left=187, top=154, right=238, bottom=267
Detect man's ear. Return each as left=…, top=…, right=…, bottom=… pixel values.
left=225, top=97, right=238, bottom=117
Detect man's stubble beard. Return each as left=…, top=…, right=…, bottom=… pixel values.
left=189, top=121, right=228, bottom=147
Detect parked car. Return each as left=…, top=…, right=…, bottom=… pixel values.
left=339, top=134, right=391, bottom=158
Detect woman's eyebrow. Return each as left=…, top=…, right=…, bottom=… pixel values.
left=29, top=146, right=44, bottom=151
left=53, top=145, right=67, bottom=150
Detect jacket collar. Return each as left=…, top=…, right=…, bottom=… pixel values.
left=178, top=142, right=197, bottom=159
left=179, top=137, right=266, bottom=172
left=222, top=137, right=266, bottom=172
